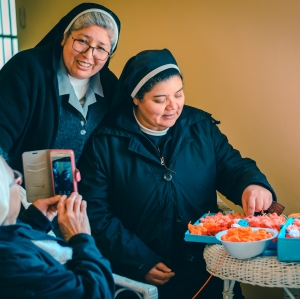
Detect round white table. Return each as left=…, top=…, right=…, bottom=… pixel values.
left=203, top=244, right=300, bottom=299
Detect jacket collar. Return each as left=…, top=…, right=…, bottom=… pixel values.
left=100, top=104, right=208, bottom=166
left=177, top=105, right=211, bottom=128
left=113, top=104, right=210, bottom=134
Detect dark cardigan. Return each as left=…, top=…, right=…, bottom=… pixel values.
left=0, top=39, right=118, bottom=172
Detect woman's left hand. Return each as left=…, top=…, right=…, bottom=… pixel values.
left=32, top=195, right=61, bottom=221
left=242, top=184, right=273, bottom=216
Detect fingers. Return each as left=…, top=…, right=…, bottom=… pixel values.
left=146, top=272, right=174, bottom=285
left=57, top=192, right=90, bottom=241
left=242, top=195, right=255, bottom=216
left=262, top=197, right=272, bottom=211
left=57, top=195, right=67, bottom=214
left=80, top=200, right=87, bottom=213
left=32, top=195, right=61, bottom=218
left=242, top=199, right=249, bottom=217
left=33, top=195, right=61, bottom=209
left=149, top=274, right=174, bottom=285
left=242, top=185, right=273, bottom=216
left=48, top=205, right=58, bottom=214
left=75, top=168, right=81, bottom=182
left=72, top=194, right=82, bottom=214
left=145, top=263, right=175, bottom=286
left=155, top=262, right=172, bottom=273
left=64, top=192, right=82, bottom=213
left=58, top=192, right=85, bottom=215
left=46, top=207, right=58, bottom=221
left=40, top=195, right=61, bottom=205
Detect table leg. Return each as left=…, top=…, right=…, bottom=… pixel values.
left=283, top=287, right=297, bottom=299
left=223, top=279, right=235, bottom=299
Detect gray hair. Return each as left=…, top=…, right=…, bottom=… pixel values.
left=66, top=12, right=118, bottom=54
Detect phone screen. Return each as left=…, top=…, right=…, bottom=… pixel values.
left=51, top=156, right=74, bottom=196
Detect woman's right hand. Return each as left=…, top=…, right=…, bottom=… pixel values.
left=144, top=262, right=175, bottom=286
left=57, top=192, right=91, bottom=242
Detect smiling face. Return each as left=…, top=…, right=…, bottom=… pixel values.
left=133, top=75, right=184, bottom=131
left=61, top=25, right=111, bottom=79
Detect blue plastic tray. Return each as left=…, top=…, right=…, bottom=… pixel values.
left=278, top=218, right=300, bottom=262
left=184, top=213, right=278, bottom=253
left=184, top=213, right=222, bottom=244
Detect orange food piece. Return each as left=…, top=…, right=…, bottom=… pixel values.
left=188, top=212, right=285, bottom=237
left=188, top=222, right=208, bottom=235
left=221, top=227, right=272, bottom=242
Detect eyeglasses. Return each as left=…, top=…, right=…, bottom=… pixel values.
left=71, top=35, right=110, bottom=61
left=9, top=170, right=23, bottom=187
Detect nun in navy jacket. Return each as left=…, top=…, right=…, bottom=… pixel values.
left=78, top=49, right=276, bottom=298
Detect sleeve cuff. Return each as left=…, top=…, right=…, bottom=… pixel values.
left=68, top=233, right=94, bottom=246
left=19, top=205, right=53, bottom=232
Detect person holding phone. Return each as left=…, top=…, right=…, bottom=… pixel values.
left=0, top=2, right=121, bottom=175
left=0, top=152, right=115, bottom=298
left=78, top=49, right=276, bottom=298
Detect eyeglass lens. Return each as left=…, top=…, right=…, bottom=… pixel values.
left=73, top=40, right=109, bottom=60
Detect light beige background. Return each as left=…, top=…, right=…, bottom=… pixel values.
left=15, top=0, right=300, bottom=298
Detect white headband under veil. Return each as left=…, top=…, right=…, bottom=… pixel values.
left=0, top=158, right=10, bottom=225
left=63, top=8, right=119, bottom=52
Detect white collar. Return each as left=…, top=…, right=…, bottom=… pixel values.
left=133, top=108, right=169, bottom=136
left=68, top=75, right=90, bottom=86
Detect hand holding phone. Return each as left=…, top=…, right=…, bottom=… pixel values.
left=49, top=150, right=77, bottom=196
left=32, top=195, right=61, bottom=221
left=57, top=192, right=91, bottom=242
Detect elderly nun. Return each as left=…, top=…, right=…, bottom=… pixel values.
left=0, top=2, right=121, bottom=175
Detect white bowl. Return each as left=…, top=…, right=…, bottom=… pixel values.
left=215, top=227, right=278, bottom=259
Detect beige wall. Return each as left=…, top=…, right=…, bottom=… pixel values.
left=15, top=0, right=300, bottom=298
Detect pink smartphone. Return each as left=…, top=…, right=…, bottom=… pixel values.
left=49, top=149, right=77, bottom=196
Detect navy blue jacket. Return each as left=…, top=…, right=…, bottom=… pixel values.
left=0, top=205, right=115, bottom=298
left=78, top=104, right=276, bottom=281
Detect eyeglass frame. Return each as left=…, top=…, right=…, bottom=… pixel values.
left=9, top=170, right=23, bottom=187
left=71, top=35, right=111, bottom=61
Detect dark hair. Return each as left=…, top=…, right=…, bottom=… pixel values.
left=135, top=68, right=183, bottom=101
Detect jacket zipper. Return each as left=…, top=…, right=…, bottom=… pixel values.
left=157, top=146, right=176, bottom=174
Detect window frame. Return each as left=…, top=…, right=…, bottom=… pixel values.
left=0, top=0, right=18, bottom=69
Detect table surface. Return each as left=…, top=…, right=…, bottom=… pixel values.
left=204, top=244, right=300, bottom=288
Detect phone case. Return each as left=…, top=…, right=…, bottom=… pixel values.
left=22, top=150, right=54, bottom=202
left=49, top=149, right=77, bottom=195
